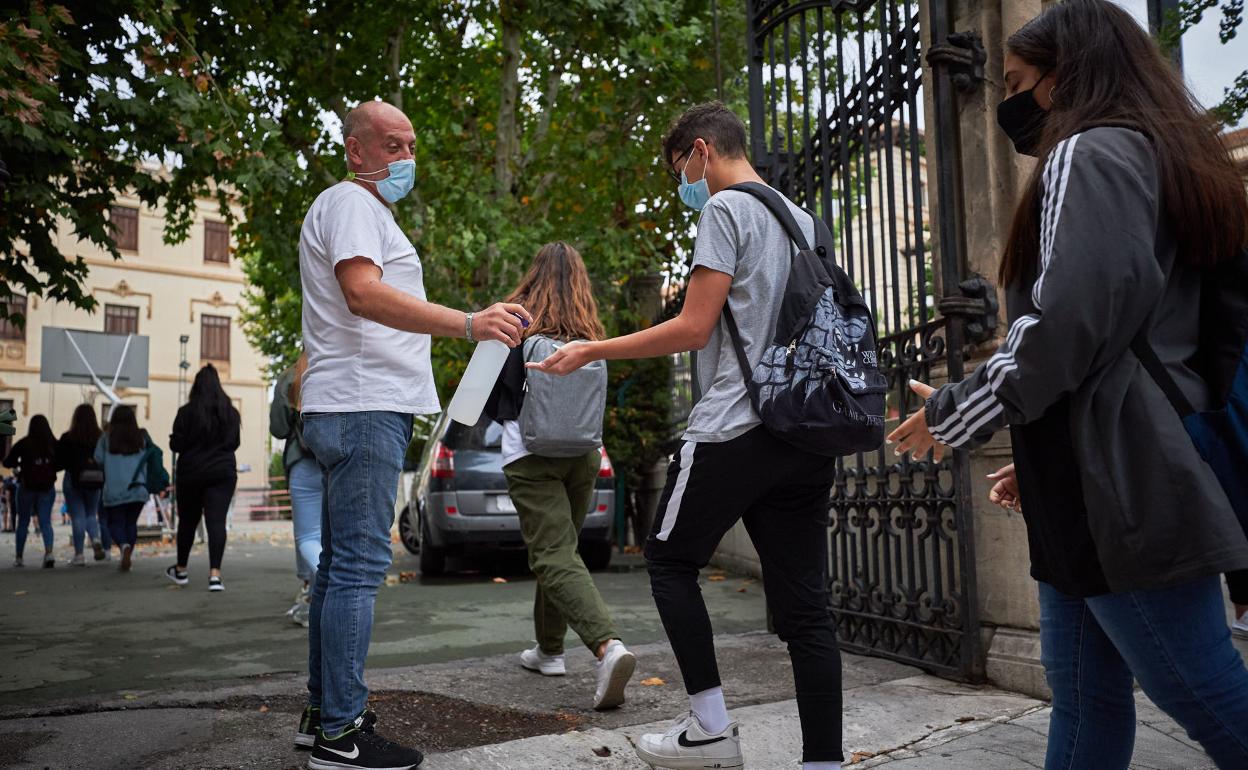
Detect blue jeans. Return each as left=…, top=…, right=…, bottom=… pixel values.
left=103, top=501, right=144, bottom=549
left=63, top=477, right=102, bottom=554
left=1040, top=577, right=1248, bottom=769
left=15, top=484, right=55, bottom=557
left=302, top=411, right=412, bottom=736
left=288, top=457, right=324, bottom=582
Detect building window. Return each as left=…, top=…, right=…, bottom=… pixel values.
left=0, top=295, right=26, bottom=341
left=204, top=220, right=230, bottom=264
left=100, top=403, right=137, bottom=429
left=104, top=304, right=140, bottom=335
left=110, top=205, right=139, bottom=251
left=201, top=314, right=230, bottom=362
left=0, top=399, right=12, bottom=457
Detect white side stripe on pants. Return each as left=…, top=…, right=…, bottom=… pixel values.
left=656, top=442, right=697, bottom=542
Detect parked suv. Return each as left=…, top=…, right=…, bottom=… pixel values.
left=399, top=413, right=616, bottom=576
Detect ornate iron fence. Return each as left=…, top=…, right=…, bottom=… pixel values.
left=745, top=0, right=981, bottom=679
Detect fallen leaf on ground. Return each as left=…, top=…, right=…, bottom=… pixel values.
left=849, top=750, right=875, bottom=764
left=258, top=705, right=269, bottom=713
left=399, top=571, right=418, bottom=583
left=708, top=575, right=726, bottom=582
left=623, top=545, right=642, bottom=554
left=592, top=746, right=611, bottom=757
left=737, top=588, right=748, bottom=593
left=12, top=591, right=26, bottom=596
left=492, top=577, right=508, bottom=584
left=384, top=574, right=400, bottom=586
left=123, top=694, right=138, bottom=701
left=640, top=677, right=666, bottom=686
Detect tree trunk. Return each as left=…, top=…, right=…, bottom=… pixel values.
left=494, top=0, right=523, bottom=198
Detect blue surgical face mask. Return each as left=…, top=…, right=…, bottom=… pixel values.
left=352, top=159, right=416, bottom=203
left=678, top=150, right=711, bottom=211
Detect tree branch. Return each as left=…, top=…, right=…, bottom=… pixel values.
left=522, top=50, right=562, bottom=171
left=386, top=22, right=406, bottom=111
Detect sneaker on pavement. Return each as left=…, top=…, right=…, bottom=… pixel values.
left=71, top=553, right=86, bottom=567
left=119, top=545, right=133, bottom=572
left=13, top=557, right=23, bottom=568
left=309, top=713, right=421, bottom=770
left=593, top=639, right=636, bottom=711
left=519, top=645, right=566, bottom=677
left=166, top=565, right=189, bottom=586
left=298, top=709, right=376, bottom=749
left=635, top=712, right=743, bottom=770
left=1234, top=610, right=1248, bottom=635
left=208, top=576, right=224, bottom=592
left=42, top=552, right=55, bottom=569
left=92, top=541, right=106, bottom=561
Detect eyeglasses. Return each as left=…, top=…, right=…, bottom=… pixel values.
left=666, top=142, right=696, bottom=183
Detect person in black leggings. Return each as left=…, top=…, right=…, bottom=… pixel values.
left=167, top=365, right=240, bottom=592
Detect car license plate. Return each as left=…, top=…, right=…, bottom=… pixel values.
left=493, top=495, right=517, bottom=513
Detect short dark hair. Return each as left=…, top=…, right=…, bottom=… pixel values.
left=661, top=101, right=749, bottom=167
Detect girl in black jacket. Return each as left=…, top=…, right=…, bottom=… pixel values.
left=55, top=404, right=106, bottom=564
left=168, top=365, right=240, bottom=591
left=3, top=414, right=59, bottom=568
left=889, top=2, right=1248, bottom=768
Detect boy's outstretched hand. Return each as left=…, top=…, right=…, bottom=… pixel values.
left=886, top=380, right=950, bottom=462
left=527, top=340, right=596, bottom=376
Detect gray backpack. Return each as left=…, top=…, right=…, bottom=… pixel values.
left=520, top=335, right=607, bottom=457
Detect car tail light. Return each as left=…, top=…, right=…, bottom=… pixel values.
left=431, top=442, right=454, bottom=478
left=598, top=448, right=614, bottom=479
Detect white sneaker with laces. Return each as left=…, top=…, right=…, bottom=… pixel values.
left=518, top=645, right=566, bottom=676
left=1233, top=610, right=1248, bottom=635
left=593, top=639, right=636, bottom=711
left=635, top=712, right=743, bottom=769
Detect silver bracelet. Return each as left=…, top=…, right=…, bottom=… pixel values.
left=465, top=312, right=474, bottom=342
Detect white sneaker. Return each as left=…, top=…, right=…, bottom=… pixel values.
left=1233, top=610, right=1248, bottom=635
left=519, top=645, right=566, bottom=676
left=593, top=640, right=636, bottom=711
left=635, top=712, right=743, bottom=769
left=13, top=557, right=23, bottom=568
left=71, top=553, right=86, bottom=566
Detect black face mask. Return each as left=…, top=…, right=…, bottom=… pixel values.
left=997, top=83, right=1049, bottom=157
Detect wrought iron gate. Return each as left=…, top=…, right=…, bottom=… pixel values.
left=745, top=0, right=981, bottom=679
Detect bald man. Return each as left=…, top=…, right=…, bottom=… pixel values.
left=294, top=101, right=530, bottom=770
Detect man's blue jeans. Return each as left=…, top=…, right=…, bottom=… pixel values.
left=15, top=484, right=55, bottom=557
left=302, top=411, right=412, bottom=736
left=1040, top=577, right=1248, bottom=769
left=288, top=457, right=324, bottom=582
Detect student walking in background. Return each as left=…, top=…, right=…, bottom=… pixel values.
left=271, top=352, right=321, bottom=626
left=891, top=3, right=1248, bottom=768
left=56, top=404, right=107, bottom=565
left=95, top=406, right=156, bottom=572
left=484, top=242, right=636, bottom=711
left=4, top=414, right=59, bottom=568
left=168, top=364, right=240, bottom=592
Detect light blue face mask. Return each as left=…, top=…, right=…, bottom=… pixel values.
left=351, top=159, right=416, bottom=203
left=678, top=150, right=710, bottom=211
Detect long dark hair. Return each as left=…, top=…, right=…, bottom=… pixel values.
left=23, top=414, right=55, bottom=457
left=106, top=405, right=144, bottom=456
left=65, top=403, right=102, bottom=448
left=505, top=242, right=605, bottom=342
left=186, top=364, right=237, bottom=436
left=1000, top=0, right=1248, bottom=286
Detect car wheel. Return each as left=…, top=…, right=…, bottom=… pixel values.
left=419, top=512, right=447, bottom=576
left=580, top=539, right=612, bottom=572
left=398, top=505, right=420, bottom=555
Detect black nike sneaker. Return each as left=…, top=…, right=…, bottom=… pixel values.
left=308, top=712, right=421, bottom=770
left=296, top=707, right=376, bottom=749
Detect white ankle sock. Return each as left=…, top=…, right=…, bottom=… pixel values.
left=689, top=687, right=730, bottom=734
left=803, top=763, right=842, bottom=770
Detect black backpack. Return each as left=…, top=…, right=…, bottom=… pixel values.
left=74, top=455, right=105, bottom=490
left=721, top=182, right=887, bottom=457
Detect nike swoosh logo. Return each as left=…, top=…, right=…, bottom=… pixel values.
left=678, top=730, right=727, bottom=748
left=325, top=744, right=360, bottom=759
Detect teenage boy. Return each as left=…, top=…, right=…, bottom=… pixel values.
left=530, top=101, right=844, bottom=770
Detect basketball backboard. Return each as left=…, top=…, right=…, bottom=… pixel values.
left=40, top=327, right=150, bottom=388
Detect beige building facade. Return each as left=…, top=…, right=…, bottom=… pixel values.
left=1, top=190, right=269, bottom=489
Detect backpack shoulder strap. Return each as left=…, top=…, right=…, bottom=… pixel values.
left=723, top=182, right=811, bottom=252
left=1130, top=334, right=1195, bottom=417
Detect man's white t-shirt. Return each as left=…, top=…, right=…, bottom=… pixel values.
left=298, top=182, right=441, bottom=415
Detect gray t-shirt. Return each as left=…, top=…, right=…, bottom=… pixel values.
left=684, top=187, right=816, bottom=443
